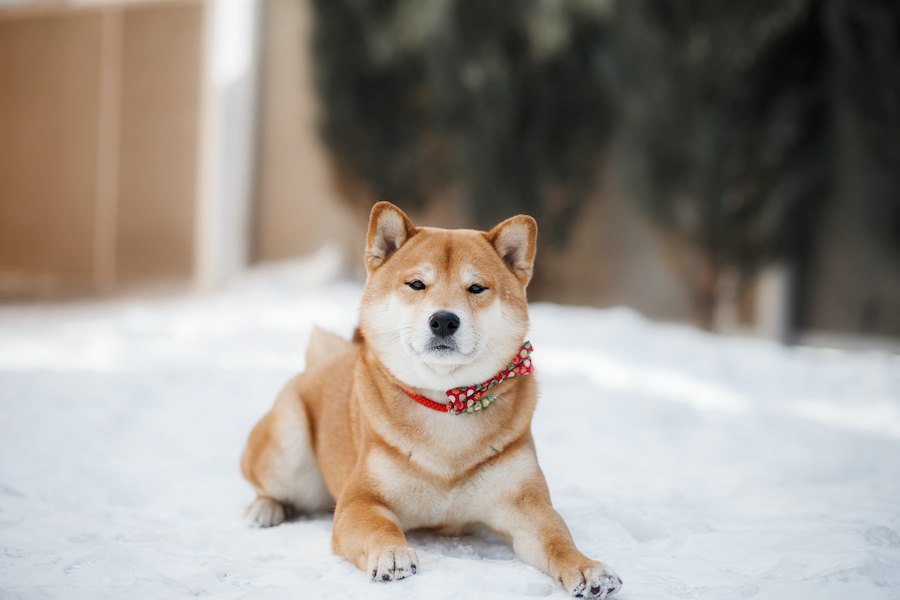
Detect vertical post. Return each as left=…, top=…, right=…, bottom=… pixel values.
left=194, top=0, right=262, bottom=290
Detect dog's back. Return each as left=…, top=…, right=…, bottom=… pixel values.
left=305, top=326, right=353, bottom=370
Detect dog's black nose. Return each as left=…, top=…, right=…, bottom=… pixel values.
left=429, top=311, right=460, bottom=338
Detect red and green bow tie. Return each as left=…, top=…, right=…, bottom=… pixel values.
left=402, top=341, right=534, bottom=415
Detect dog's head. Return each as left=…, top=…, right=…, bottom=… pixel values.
left=359, top=202, right=537, bottom=392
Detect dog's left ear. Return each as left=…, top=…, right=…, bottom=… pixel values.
left=365, top=201, right=417, bottom=273
left=486, top=215, right=537, bottom=286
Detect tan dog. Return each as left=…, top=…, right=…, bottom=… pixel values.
left=240, top=202, right=622, bottom=598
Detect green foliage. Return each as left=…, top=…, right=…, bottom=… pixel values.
left=312, top=0, right=434, bottom=208
left=826, top=0, right=900, bottom=254
left=311, top=0, right=616, bottom=245
left=615, top=0, right=828, bottom=275
left=310, top=0, right=899, bottom=275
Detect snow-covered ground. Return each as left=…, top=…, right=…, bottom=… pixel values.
left=1, top=262, right=899, bottom=599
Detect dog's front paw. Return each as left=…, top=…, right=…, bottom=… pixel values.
left=559, top=561, right=622, bottom=599
left=368, top=546, right=419, bottom=582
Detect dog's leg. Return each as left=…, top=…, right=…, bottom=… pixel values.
left=476, top=448, right=622, bottom=600
left=488, top=483, right=622, bottom=599
left=240, top=377, right=333, bottom=526
left=332, top=489, right=418, bottom=582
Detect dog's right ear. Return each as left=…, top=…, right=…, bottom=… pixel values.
left=365, top=202, right=416, bottom=273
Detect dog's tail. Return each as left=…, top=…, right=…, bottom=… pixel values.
left=305, top=326, right=354, bottom=369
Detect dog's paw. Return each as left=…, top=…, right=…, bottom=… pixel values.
left=560, top=561, right=622, bottom=599
left=367, top=546, right=419, bottom=582
left=243, top=497, right=286, bottom=528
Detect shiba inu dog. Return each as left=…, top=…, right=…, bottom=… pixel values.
left=240, top=202, right=622, bottom=598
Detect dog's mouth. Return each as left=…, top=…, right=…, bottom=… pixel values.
left=419, top=339, right=476, bottom=364
left=427, top=342, right=457, bottom=353
left=404, top=335, right=477, bottom=367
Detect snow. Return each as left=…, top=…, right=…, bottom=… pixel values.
left=1, top=261, right=899, bottom=599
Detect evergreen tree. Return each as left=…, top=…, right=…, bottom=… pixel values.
left=826, top=0, right=900, bottom=254
left=614, top=0, right=828, bottom=326
left=309, top=0, right=900, bottom=329
left=310, top=0, right=616, bottom=246
left=311, top=0, right=434, bottom=210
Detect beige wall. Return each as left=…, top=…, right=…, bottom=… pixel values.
left=0, top=0, right=353, bottom=300
left=0, top=1, right=203, bottom=298
left=0, top=10, right=104, bottom=296
left=117, top=3, right=202, bottom=285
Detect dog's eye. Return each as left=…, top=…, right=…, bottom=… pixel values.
left=406, top=280, right=426, bottom=291
left=467, top=284, right=487, bottom=294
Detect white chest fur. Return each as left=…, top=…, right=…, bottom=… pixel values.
left=365, top=435, right=539, bottom=530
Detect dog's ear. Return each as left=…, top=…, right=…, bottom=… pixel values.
left=365, top=202, right=416, bottom=272
left=486, top=215, right=537, bottom=286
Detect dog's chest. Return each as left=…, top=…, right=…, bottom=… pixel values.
left=365, top=434, right=536, bottom=530
left=365, top=448, right=472, bottom=529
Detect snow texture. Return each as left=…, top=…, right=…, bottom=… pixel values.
left=1, top=262, right=899, bottom=599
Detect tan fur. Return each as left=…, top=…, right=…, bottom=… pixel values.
left=305, top=326, right=352, bottom=369
left=240, top=203, right=622, bottom=597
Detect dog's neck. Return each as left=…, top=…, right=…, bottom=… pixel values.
left=358, top=341, right=539, bottom=480
left=367, top=351, right=454, bottom=402
left=372, top=341, right=534, bottom=414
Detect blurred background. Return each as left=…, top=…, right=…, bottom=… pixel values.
left=1, top=0, right=898, bottom=348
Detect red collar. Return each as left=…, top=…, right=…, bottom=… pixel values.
left=401, top=341, right=534, bottom=415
